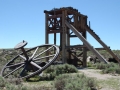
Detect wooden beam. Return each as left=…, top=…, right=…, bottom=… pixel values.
left=48, top=14, right=62, bottom=19
left=66, top=45, right=85, bottom=48
left=86, top=26, right=120, bottom=63
left=65, top=21, right=108, bottom=63
left=47, top=30, right=62, bottom=33
left=69, top=35, right=77, bottom=37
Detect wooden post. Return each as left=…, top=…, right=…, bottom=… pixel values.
left=45, top=13, right=49, bottom=44
left=66, top=28, right=70, bottom=61
left=82, top=31, right=87, bottom=67
left=45, top=13, right=49, bottom=61
left=62, top=10, right=67, bottom=63
left=54, top=18, right=57, bottom=45
left=54, top=33, right=56, bottom=45
left=60, top=17, right=62, bottom=51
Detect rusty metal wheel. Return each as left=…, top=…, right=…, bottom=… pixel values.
left=1, top=41, right=59, bottom=79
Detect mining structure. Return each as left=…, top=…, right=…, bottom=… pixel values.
left=44, top=7, right=120, bottom=67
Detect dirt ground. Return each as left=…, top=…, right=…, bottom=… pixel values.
left=79, top=68, right=120, bottom=90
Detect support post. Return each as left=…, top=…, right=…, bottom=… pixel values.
left=82, top=31, right=87, bottom=67
left=83, top=17, right=87, bottom=67
left=54, top=33, right=56, bottom=44
left=45, top=13, right=49, bottom=44
left=45, top=13, right=49, bottom=61
left=66, top=28, right=70, bottom=61
left=54, top=18, right=57, bottom=45
left=62, top=10, right=67, bottom=63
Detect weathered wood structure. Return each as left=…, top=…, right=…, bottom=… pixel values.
left=44, top=7, right=120, bottom=67
left=44, top=7, right=87, bottom=67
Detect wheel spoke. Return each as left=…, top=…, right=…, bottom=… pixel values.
left=30, top=61, right=42, bottom=69
left=20, top=64, right=27, bottom=77
left=33, top=54, right=55, bottom=61
left=5, top=62, right=25, bottom=68
left=33, top=45, right=54, bottom=59
left=19, top=55, right=26, bottom=60
left=4, top=64, right=24, bottom=78
left=31, top=47, right=39, bottom=58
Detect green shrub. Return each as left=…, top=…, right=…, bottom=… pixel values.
left=49, top=71, right=56, bottom=80
left=87, top=62, right=97, bottom=69
left=0, top=76, right=27, bottom=90
left=5, top=84, right=27, bottom=90
left=55, top=64, right=69, bottom=75
left=40, top=64, right=78, bottom=80
left=44, top=65, right=55, bottom=73
left=102, top=67, right=116, bottom=74
left=54, top=74, right=97, bottom=90
left=63, top=64, right=78, bottom=73
left=30, top=86, right=54, bottom=90
left=115, top=68, right=120, bottom=74
left=6, top=78, right=23, bottom=85
left=6, top=84, right=16, bottom=90
left=45, top=64, right=78, bottom=74
left=87, top=62, right=93, bottom=67
left=95, top=62, right=120, bottom=74
left=95, top=62, right=107, bottom=69
left=0, top=76, right=7, bottom=89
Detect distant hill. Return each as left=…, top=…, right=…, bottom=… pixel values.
left=0, top=49, right=120, bottom=71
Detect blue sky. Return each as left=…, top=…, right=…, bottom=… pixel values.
left=0, top=0, right=120, bottom=50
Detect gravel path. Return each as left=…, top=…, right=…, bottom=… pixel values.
left=79, top=68, right=120, bottom=80
left=79, top=68, right=120, bottom=90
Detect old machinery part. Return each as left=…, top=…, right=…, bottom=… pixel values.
left=1, top=40, right=59, bottom=79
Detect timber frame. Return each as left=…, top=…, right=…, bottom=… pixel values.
left=44, top=7, right=120, bottom=67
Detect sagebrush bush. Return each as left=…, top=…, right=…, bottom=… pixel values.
left=6, top=78, right=23, bottom=85
left=115, top=68, right=120, bottom=74
left=87, top=62, right=96, bottom=69
left=5, top=84, right=27, bottom=90
left=0, top=76, right=27, bottom=90
left=45, top=64, right=78, bottom=74
left=102, top=67, right=115, bottom=74
left=44, top=65, right=55, bottom=73
left=29, top=86, right=55, bottom=90
left=54, top=74, right=97, bottom=90
left=95, top=62, right=120, bottom=74
left=95, top=62, right=107, bottom=69
left=0, top=76, right=7, bottom=88
left=40, top=64, right=78, bottom=80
